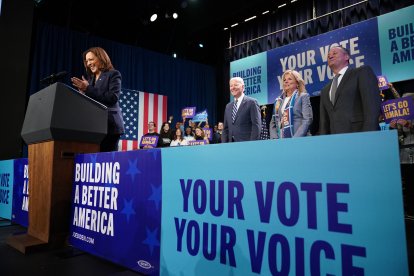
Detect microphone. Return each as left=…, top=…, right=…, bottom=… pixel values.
left=40, top=71, right=68, bottom=85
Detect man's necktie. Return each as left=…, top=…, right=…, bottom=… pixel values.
left=330, top=74, right=340, bottom=104
left=232, top=99, right=238, bottom=123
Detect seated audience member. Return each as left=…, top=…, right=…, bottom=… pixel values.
left=212, top=122, right=224, bottom=144
left=141, top=121, right=161, bottom=148
left=193, top=126, right=209, bottom=144
left=170, top=128, right=188, bottom=147
left=184, top=127, right=194, bottom=141
left=159, top=122, right=173, bottom=147
left=269, top=69, right=313, bottom=138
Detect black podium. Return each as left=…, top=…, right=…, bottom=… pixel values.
left=7, top=82, right=107, bottom=253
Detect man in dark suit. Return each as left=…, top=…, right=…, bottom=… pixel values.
left=222, top=77, right=261, bottom=142
left=212, top=122, right=223, bottom=144
left=319, top=46, right=381, bottom=134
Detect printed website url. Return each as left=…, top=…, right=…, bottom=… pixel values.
left=72, top=232, right=95, bottom=244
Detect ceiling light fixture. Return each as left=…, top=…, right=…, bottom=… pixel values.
left=150, top=14, right=158, bottom=22
left=199, top=43, right=204, bottom=48
left=173, top=53, right=177, bottom=58
left=224, top=27, right=229, bottom=30
left=244, top=16, right=257, bottom=22
left=291, top=0, right=297, bottom=2
left=231, top=23, right=238, bottom=27
left=278, top=3, right=287, bottom=8
left=173, top=13, right=178, bottom=19
left=262, top=10, right=270, bottom=14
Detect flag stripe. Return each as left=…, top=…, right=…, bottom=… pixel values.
left=153, top=93, right=159, bottom=129
left=162, top=95, right=167, bottom=125
left=137, top=91, right=144, bottom=142
left=143, top=92, right=149, bottom=135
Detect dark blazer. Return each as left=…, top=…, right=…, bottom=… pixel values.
left=222, top=95, right=261, bottom=142
left=319, top=66, right=381, bottom=134
left=85, top=69, right=125, bottom=135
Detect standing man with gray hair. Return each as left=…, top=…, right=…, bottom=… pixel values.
left=319, top=46, right=381, bottom=134
left=222, top=77, right=261, bottom=142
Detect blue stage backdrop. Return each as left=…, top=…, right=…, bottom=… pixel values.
left=11, top=158, right=29, bottom=227
left=231, top=5, right=414, bottom=104
left=160, top=131, right=407, bottom=275
left=69, top=149, right=162, bottom=275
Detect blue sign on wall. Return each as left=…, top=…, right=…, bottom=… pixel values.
left=0, top=159, right=14, bottom=219
left=267, top=17, right=380, bottom=99
left=160, top=131, right=407, bottom=275
left=11, top=158, right=29, bottom=227
left=378, top=5, right=414, bottom=82
left=69, top=149, right=162, bottom=275
left=230, top=5, right=414, bottom=104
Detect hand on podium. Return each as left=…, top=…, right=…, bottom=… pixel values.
left=71, top=76, right=88, bottom=93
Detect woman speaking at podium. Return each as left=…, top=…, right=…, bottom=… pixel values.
left=71, top=47, right=125, bottom=152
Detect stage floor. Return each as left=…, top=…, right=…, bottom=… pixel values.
left=0, top=221, right=144, bottom=275
left=0, top=218, right=413, bottom=275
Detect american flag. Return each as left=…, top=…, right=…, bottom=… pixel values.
left=118, top=89, right=167, bottom=151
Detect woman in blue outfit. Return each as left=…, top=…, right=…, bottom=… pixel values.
left=71, top=47, right=125, bottom=152
left=269, top=69, right=313, bottom=139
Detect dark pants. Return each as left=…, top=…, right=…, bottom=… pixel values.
left=100, top=134, right=121, bottom=152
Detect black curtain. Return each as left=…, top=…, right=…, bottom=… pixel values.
left=29, top=22, right=218, bottom=127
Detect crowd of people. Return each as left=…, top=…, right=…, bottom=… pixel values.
left=71, top=45, right=390, bottom=152
left=140, top=118, right=219, bottom=149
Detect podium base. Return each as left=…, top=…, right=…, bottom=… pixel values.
left=6, top=232, right=68, bottom=254
left=6, top=233, right=48, bottom=254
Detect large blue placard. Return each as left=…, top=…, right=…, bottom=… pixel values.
left=160, top=131, right=407, bottom=275
left=0, top=159, right=14, bottom=219
left=11, top=158, right=29, bottom=227
left=69, top=149, right=162, bottom=275
left=378, top=5, right=414, bottom=82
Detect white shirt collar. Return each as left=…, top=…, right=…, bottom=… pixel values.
left=338, top=66, right=348, bottom=76
left=235, top=93, right=244, bottom=109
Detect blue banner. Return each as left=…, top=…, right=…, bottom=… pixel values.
left=11, top=158, right=29, bottom=227
left=230, top=52, right=268, bottom=103
left=160, top=131, right=407, bottom=275
left=192, top=110, right=208, bottom=122
left=268, top=18, right=380, bottom=100
left=378, top=5, right=414, bottom=82
left=0, top=159, right=14, bottom=219
left=230, top=5, right=414, bottom=104
left=69, top=149, right=162, bottom=275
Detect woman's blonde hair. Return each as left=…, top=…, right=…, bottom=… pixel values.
left=281, top=69, right=306, bottom=94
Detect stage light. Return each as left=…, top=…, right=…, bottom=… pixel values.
left=231, top=23, right=238, bottom=27
left=262, top=10, right=270, bottom=15
left=224, top=27, right=228, bottom=30
left=244, top=16, right=256, bottom=22
left=278, top=3, right=286, bottom=8
left=199, top=43, right=204, bottom=48
left=173, top=13, right=178, bottom=19
left=291, top=0, right=297, bottom=2
left=150, top=14, right=158, bottom=22
left=173, top=53, right=177, bottom=58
